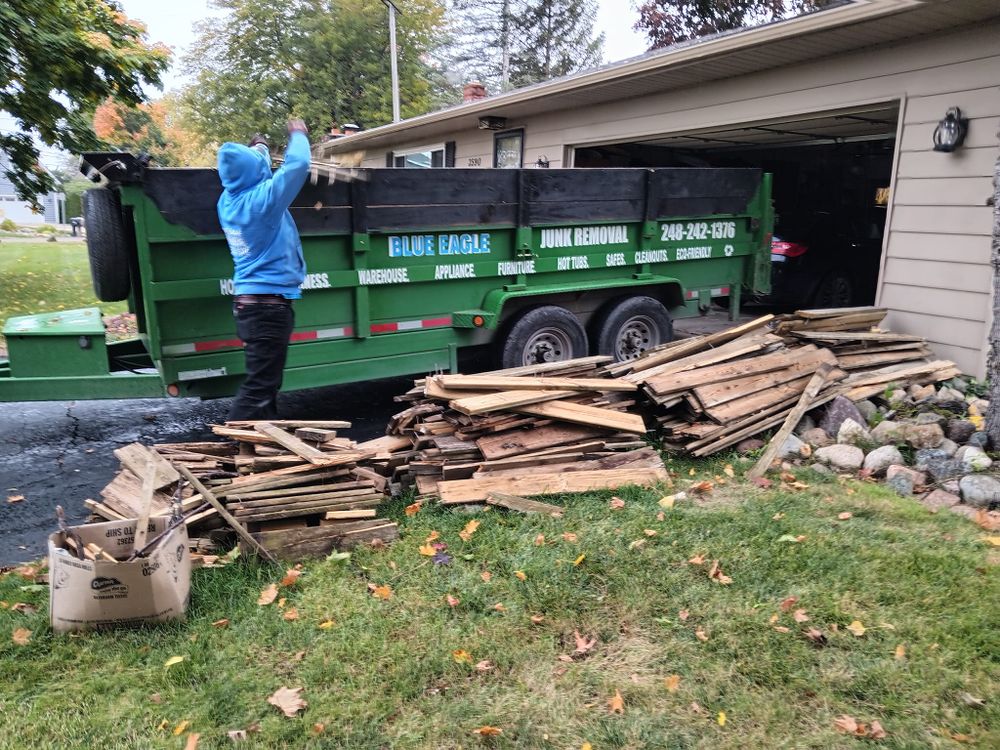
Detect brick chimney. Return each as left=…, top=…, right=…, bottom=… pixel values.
left=463, top=81, right=487, bottom=103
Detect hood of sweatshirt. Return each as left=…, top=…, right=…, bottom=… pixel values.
left=217, top=142, right=271, bottom=192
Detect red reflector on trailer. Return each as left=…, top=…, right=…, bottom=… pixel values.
left=473, top=315, right=485, bottom=327
left=167, top=384, right=180, bottom=397
left=771, top=240, right=808, bottom=258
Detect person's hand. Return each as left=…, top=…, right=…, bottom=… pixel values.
left=248, top=134, right=268, bottom=148
left=287, top=119, right=308, bottom=135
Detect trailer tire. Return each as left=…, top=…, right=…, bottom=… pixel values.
left=593, top=296, right=673, bottom=363
left=499, top=305, right=589, bottom=369
left=84, top=188, right=131, bottom=302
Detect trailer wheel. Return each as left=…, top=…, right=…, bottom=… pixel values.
left=594, top=296, right=673, bottom=363
left=83, top=188, right=131, bottom=302
left=499, top=305, right=589, bottom=368
left=812, top=269, right=854, bottom=308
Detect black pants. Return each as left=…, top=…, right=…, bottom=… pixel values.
left=228, top=301, right=294, bottom=421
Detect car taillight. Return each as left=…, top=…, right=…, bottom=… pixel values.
left=771, top=240, right=808, bottom=258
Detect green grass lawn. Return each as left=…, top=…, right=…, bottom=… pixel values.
left=0, top=240, right=127, bottom=352
left=2, top=461, right=998, bottom=749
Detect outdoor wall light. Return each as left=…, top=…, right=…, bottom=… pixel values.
left=535, top=155, right=550, bottom=168
left=932, top=107, right=968, bottom=152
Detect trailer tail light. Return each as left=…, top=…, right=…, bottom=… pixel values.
left=167, top=384, right=180, bottom=397
left=771, top=239, right=808, bottom=258
left=473, top=315, right=485, bottom=327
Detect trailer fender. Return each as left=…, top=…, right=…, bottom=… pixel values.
left=476, top=276, right=686, bottom=330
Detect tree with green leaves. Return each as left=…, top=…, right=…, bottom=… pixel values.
left=634, top=0, right=833, bottom=49
left=511, top=0, right=604, bottom=86
left=0, top=0, right=169, bottom=206
left=181, top=0, right=448, bottom=147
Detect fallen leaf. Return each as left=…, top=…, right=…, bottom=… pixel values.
left=608, top=689, right=625, bottom=714
left=837, top=512, right=853, bottom=521
left=582, top=743, right=593, bottom=750
left=958, top=691, right=986, bottom=709
left=480, top=571, right=492, bottom=582
left=690, top=701, right=706, bottom=715
left=688, top=554, right=705, bottom=565
left=718, top=710, right=726, bottom=726
left=283, top=608, right=299, bottom=622
left=985, top=536, right=1000, bottom=546
left=771, top=511, right=784, bottom=519
left=492, top=602, right=506, bottom=612
left=562, top=532, right=578, bottom=543
left=779, top=471, right=797, bottom=483
left=404, top=501, right=422, bottom=516
left=277, top=597, right=286, bottom=609
left=779, top=596, right=798, bottom=611
left=974, top=509, right=1000, bottom=531
left=795, top=535, right=807, bottom=542
left=7, top=494, right=24, bottom=504
left=847, top=620, right=867, bottom=637
left=418, top=543, right=436, bottom=557
left=453, top=649, right=473, bottom=664
left=573, top=630, right=597, bottom=655
left=644, top=528, right=658, bottom=537
left=894, top=644, right=906, bottom=660
left=723, top=464, right=735, bottom=478
left=318, top=619, right=335, bottom=629
left=707, top=560, right=732, bottom=584
left=664, top=674, right=681, bottom=692
left=793, top=609, right=810, bottom=623
left=777, top=534, right=801, bottom=543
left=534, top=534, right=545, bottom=546
left=557, top=654, right=574, bottom=663
left=257, top=584, right=278, bottom=606
left=514, top=570, right=527, bottom=581
left=446, top=594, right=460, bottom=607
left=150, top=693, right=162, bottom=704
left=691, top=480, right=714, bottom=494
left=609, top=496, right=625, bottom=510
left=474, top=659, right=494, bottom=672
left=695, top=628, right=709, bottom=642
left=371, top=584, right=392, bottom=600
left=678, top=609, right=689, bottom=621
left=572, top=554, right=586, bottom=566
left=11, top=627, right=30, bottom=646
left=833, top=715, right=858, bottom=734
left=11, top=602, right=37, bottom=615
left=293, top=651, right=306, bottom=661
left=425, top=530, right=440, bottom=542
left=268, top=686, right=307, bottom=717
left=157, top=720, right=168, bottom=731
left=311, top=723, right=325, bottom=735
left=530, top=615, right=545, bottom=624
left=164, top=655, right=185, bottom=669
left=226, top=730, right=246, bottom=742
left=656, top=511, right=665, bottom=521
left=689, top=468, right=697, bottom=476
left=628, top=539, right=647, bottom=550
left=769, top=613, right=779, bottom=624
left=279, top=569, right=302, bottom=587
left=173, top=720, right=190, bottom=736
left=869, top=720, right=887, bottom=740
left=212, top=618, right=230, bottom=629
left=658, top=495, right=675, bottom=510
left=458, top=519, right=480, bottom=542
left=774, top=625, right=792, bottom=633
left=804, top=628, right=827, bottom=645
left=184, top=733, right=200, bottom=750
left=753, top=477, right=773, bottom=488
left=472, top=726, right=503, bottom=736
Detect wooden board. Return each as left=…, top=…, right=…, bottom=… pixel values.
left=255, top=423, right=337, bottom=465
left=485, top=492, right=564, bottom=515
left=248, top=521, right=398, bottom=560
left=113, top=443, right=179, bottom=490
left=515, top=400, right=647, bottom=434
left=437, top=375, right=636, bottom=392
left=645, top=345, right=818, bottom=396
left=693, top=347, right=834, bottom=409
left=450, top=389, right=577, bottom=415
left=793, top=306, right=888, bottom=320
left=227, top=419, right=351, bottom=429
left=438, top=467, right=669, bottom=505
left=294, top=427, right=339, bottom=442
left=476, top=423, right=606, bottom=461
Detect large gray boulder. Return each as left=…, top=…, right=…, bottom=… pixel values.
left=886, top=465, right=927, bottom=487
left=914, top=412, right=946, bottom=427
left=920, top=489, right=960, bottom=513
left=887, top=473, right=914, bottom=496
left=946, top=420, right=976, bottom=444
left=870, top=420, right=904, bottom=446
left=778, top=433, right=809, bottom=460
left=814, top=444, right=864, bottom=472
left=855, top=400, right=878, bottom=424
left=937, top=439, right=959, bottom=457
left=902, top=423, right=944, bottom=449
left=959, top=474, right=1000, bottom=508
left=837, top=418, right=871, bottom=446
left=819, top=397, right=865, bottom=438
left=961, top=446, right=993, bottom=472
left=800, top=427, right=832, bottom=448
left=863, top=445, right=904, bottom=477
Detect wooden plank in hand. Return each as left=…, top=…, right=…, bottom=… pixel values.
left=748, top=364, right=833, bottom=480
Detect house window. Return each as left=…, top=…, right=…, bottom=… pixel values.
left=391, top=144, right=445, bottom=168
left=493, top=129, right=524, bottom=169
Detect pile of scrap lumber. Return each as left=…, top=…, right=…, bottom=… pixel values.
left=86, top=421, right=400, bottom=561
left=363, top=357, right=669, bottom=506
left=609, top=307, right=960, bottom=456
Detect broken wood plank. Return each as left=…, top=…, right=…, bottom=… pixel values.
left=324, top=509, right=377, bottom=520
left=515, top=400, right=647, bottom=434
left=131, top=461, right=158, bottom=552
left=255, top=422, right=338, bottom=465
left=226, top=419, right=351, bottom=429
left=437, top=374, right=636, bottom=392
left=485, top=492, right=564, bottom=515
left=439, top=467, right=669, bottom=505
left=249, top=521, right=398, bottom=559
left=476, top=423, right=607, bottom=461
left=294, top=427, right=339, bottom=442
left=113, top=442, right=179, bottom=490
left=450, top=388, right=577, bottom=415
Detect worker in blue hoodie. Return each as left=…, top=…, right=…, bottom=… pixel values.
left=217, top=119, right=311, bottom=420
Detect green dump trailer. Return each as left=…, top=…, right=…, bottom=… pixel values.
left=0, top=153, right=772, bottom=402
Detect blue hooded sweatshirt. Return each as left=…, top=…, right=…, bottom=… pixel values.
left=216, top=131, right=311, bottom=298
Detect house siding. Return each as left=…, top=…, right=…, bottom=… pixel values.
left=362, top=20, right=1000, bottom=375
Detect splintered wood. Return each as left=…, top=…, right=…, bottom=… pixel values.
left=610, top=308, right=960, bottom=456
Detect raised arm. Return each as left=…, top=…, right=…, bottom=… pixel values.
left=265, top=121, right=311, bottom=211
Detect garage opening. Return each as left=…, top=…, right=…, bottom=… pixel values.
left=572, top=102, right=900, bottom=309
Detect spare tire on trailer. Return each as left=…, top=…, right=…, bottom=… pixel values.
left=83, top=188, right=131, bottom=302
left=499, top=305, right=589, bottom=369
left=593, top=295, right=673, bottom=363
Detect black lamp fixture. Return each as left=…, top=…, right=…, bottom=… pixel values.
left=932, top=107, right=968, bottom=152
left=535, top=155, right=550, bottom=168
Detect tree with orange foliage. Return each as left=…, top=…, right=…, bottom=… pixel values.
left=92, top=95, right=213, bottom=167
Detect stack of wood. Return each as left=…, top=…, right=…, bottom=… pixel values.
left=607, top=307, right=960, bottom=456
left=86, top=421, right=400, bottom=560
left=361, top=357, right=669, bottom=506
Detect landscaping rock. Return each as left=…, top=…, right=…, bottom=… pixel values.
left=778, top=433, right=809, bottom=460
left=941, top=478, right=961, bottom=495
left=819, top=397, right=865, bottom=438
left=808, top=463, right=832, bottom=476
left=946, top=420, right=976, bottom=444
left=968, top=398, right=989, bottom=414
left=914, top=412, right=946, bottom=426
left=958, top=474, right=1000, bottom=508
left=920, top=489, right=960, bottom=513
left=937, top=438, right=958, bottom=457
left=887, top=389, right=908, bottom=406
left=863, top=445, right=904, bottom=477
left=902, top=423, right=944, bottom=449
left=886, top=465, right=926, bottom=487
left=925, top=458, right=964, bottom=482
left=800, top=427, right=832, bottom=448
left=886, top=473, right=914, bottom=496
left=914, top=448, right=947, bottom=468
left=948, top=504, right=980, bottom=520
left=795, top=414, right=817, bottom=435
left=735, top=438, right=765, bottom=454
left=936, top=386, right=967, bottom=405
left=837, top=418, right=871, bottom=446
left=870, top=420, right=904, bottom=446
left=961, top=446, right=993, bottom=472
left=814, top=444, right=864, bottom=472
left=855, top=400, right=878, bottom=423
left=908, top=383, right=936, bottom=401
left=946, top=377, right=968, bottom=394
left=968, top=432, right=990, bottom=450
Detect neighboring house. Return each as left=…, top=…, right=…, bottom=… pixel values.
left=319, top=0, right=1000, bottom=377
left=0, top=152, right=65, bottom=225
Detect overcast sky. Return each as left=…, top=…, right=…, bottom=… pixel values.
left=118, top=0, right=651, bottom=92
